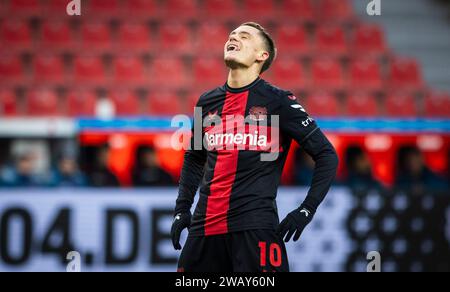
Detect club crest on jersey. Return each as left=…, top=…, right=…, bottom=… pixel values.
left=249, top=106, right=268, bottom=121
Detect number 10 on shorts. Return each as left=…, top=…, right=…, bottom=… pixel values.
left=258, top=242, right=282, bottom=268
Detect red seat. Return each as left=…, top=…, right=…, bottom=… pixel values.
left=311, top=59, right=345, bottom=90
left=117, top=23, right=151, bottom=52
left=193, top=57, right=226, bottom=88
left=89, top=0, right=120, bottom=16
left=73, top=56, right=106, bottom=85
left=81, top=22, right=112, bottom=51
left=424, top=91, right=450, bottom=118
left=66, top=90, right=97, bottom=117
left=159, top=24, right=193, bottom=53
left=346, top=92, right=379, bottom=117
left=151, top=57, right=187, bottom=88
left=385, top=92, right=417, bottom=117
left=196, top=23, right=229, bottom=53
left=186, top=91, right=204, bottom=114
left=388, top=58, right=423, bottom=90
left=317, top=0, right=353, bottom=21
left=280, top=0, right=315, bottom=21
left=204, top=0, right=237, bottom=19
left=113, top=56, right=146, bottom=85
left=111, top=90, right=140, bottom=116
left=33, top=55, right=65, bottom=84
left=315, top=25, right=348, bottom=55
left=275, top=25, right=310, bottom=55
left=9, top=0, right=41, bottom=15
left=123, top=0, right=158, bottom=17
left=0, top=55, right=24, bottom=84
left=0, top=89, right=18, bottom=116
left=1, top=20, right=31, bottom=48
left=349, top=59, right=383, bottom=90
left=306, top=92, right=339, bottom=117
left=40, top=20, right=74, bottom=50
left=148, top=91, right=183, bottom=115
left=242, top=0, right=275, bottom=18
left=26, top=89, right=61, bottom=116
left=47, top=0, right=71, bottom=15
left=270, top=58, right=308, bottom=89
left=163, top=0, right=198, bottom=18
left=352, top=24, right=386, bottom=56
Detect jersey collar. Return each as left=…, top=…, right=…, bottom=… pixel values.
left=225, top=77, right=262, bottom=93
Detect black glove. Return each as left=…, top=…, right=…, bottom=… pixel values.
left=171, top=212, right=191, bottom=250
left=277, top=206, right=314, bottom=242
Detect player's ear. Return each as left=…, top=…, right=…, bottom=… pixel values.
left=256, top=50, right=269, bottom=62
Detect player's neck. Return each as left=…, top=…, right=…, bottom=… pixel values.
left=227, top=68, right=260, bottom=89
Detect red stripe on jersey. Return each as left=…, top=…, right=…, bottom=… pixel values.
left=204, top=90, right=249, bottom=236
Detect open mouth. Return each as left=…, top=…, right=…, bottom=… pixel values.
left=227, top=44, right=240, bottom=52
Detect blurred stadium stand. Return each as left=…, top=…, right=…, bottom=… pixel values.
left=0, top=0, right=448, bottom=188
left=1, top=0, right=448, bottom=117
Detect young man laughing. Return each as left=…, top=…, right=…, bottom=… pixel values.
left=171, top=22, right=338, bottom=272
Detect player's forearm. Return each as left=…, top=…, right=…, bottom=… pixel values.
left=175, top=150, right=206, bottom=214
left=301, top=130, right=339, bottom=212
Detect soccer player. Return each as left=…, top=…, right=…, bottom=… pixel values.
left=171, top=22, right=339, bottom=272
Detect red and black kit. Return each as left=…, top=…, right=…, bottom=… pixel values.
left=175, top=77, right=338, bottom=272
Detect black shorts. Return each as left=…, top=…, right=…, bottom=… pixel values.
left=177, top=229, right=290, bottom=272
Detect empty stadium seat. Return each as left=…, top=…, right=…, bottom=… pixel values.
left=117, top=23, right=152, bottom=52
left=349, top=59, right=383, bottom=90
left=26, top=89, right=61, bottom=116
left=424, top=91, right=450, bottom=118
left=306, top=92, right=339, bottom=117
left=203, top=0, right=238, bottom=19
left=346, top=92, right=379, bottom=117
left=33, top=55, right=65, bottom=84
left=111, top=90, right=141, bottom=116
left=123, top=0, right=158, bottom=17
left=88, top=0, right=120, bottom=16
left=158, top=24, right=193, bottom=53
left=275, top=25, right=310, bottom=55
left=388, top=58, right=423, bottom=90
left=196, top=23, right=229, bottom=53
left=317, top=0, right=353, bottom=21
left=66, top=90, right=97, bottom=117
left=242, top=0, right=276, bottom=19
left=311, top=59, right=345, bottom=90
left=385, top=92, right=417, bottom=117
left=9, top=0, right=41, bottom=15
left=47, top=0, right=71, bottom=15
left=0, top=89, right=18, bottom=116
left=148, top=91, right=183, bottom=115
left=352, top=24, right=387, bottom=56
left=0, top=55, right=24, bottom=84
left=1, top=19, right=31, bottom=48
left=81, top=22, right=112, bottom=51
left=193, top=57, right=226, bottom=88
left=280, top=0, right=315, bottom=21
left=270, top=58, right=308, bottom=89
left=40, top=20, right=74, bottom=51
left=163, top=0, right=198, bottom=19
left=73, top=56, right=107, bottom=85
left=151, top=57, right=187, bottom=88
left=315, top=25, right=348, bottom=55
left=113, top=56, right=146, bottom=85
